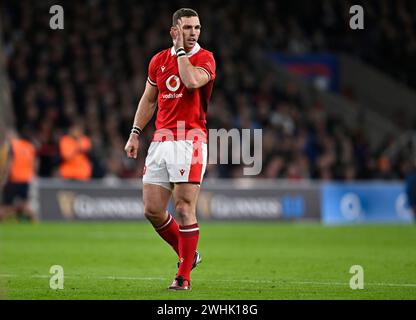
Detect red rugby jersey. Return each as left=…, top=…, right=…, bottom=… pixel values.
left=147, top=43, right=216, bottom=142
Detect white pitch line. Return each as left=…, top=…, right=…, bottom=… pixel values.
left=369, top=282, right=416, bottom=288
left=291, top=280, right=416, bottom=288
left=102, top=276, right=166, bottom=281
left=1, top=274, right=416, bottom=288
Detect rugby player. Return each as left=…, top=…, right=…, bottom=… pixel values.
left=124, top=8, right=216, bottom=291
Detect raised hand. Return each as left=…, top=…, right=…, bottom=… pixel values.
left=170, top=19, right=185, bottom=51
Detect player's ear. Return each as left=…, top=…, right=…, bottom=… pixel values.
left=170, top=27, right=176, bottom=38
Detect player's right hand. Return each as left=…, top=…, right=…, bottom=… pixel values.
left=124, top=135, right=139, bottom=159
left=170, top=19, right=184, bottom=51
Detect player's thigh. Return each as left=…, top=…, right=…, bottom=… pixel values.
left=143, top=183, right=172, bottom=215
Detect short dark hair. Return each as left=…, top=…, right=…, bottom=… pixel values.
left=172, top=8, right=199, bottom=26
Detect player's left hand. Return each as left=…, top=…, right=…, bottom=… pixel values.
left=170, top=19, right=184, bottom=51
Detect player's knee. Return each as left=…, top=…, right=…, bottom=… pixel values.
left=174, top=199, right=193, bottom=220
left=144, top=205, right=162, bottom=221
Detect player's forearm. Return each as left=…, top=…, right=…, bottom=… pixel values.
left=132, top=97, right=157, bottom=131
left=177, top=57, right=202, bottom=89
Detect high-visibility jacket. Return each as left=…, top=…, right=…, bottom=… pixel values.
left=59, top=135, right=92, bottom=180
left=9, top=138, right=36, bottom=183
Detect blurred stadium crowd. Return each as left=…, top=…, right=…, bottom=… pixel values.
left=1, top=0, right=415, bottom=181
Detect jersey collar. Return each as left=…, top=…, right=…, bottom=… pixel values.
left=171, top=42, right=201, bottom=58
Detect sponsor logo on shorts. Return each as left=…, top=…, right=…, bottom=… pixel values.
left=180, top=169, right=185, bottom=176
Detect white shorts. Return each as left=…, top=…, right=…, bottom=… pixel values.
left=142, top=140, right=207, bottom=190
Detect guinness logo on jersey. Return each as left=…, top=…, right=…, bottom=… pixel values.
left=166, top=75, right=181, bottom=92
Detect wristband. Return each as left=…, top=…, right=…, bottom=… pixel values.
left=176, top=47, right=186, bottom=57
left=131, top=126, right=143, bottom=136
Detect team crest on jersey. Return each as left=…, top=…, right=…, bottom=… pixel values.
left=161, top=66, right=165, bottom=72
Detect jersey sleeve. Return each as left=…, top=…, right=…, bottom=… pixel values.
left=195, top=51, right=216, bottom=81
left=147, top=54, right=158, bottom=87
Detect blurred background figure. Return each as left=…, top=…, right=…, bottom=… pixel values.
left=58, top=121, right=92, bottom=181
left=0, top=128, right=37, bottom=223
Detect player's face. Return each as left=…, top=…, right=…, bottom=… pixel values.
left=180, top=16, right=201, bottom=49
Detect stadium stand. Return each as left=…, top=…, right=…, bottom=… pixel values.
left=1, top=0, right=415, bottom=181
left=0, top=19, right=13, bottom=186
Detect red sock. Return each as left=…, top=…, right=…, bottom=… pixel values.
left=177, top=223, right=199, bottom=282
left=155, top=213, right=180, bottom=257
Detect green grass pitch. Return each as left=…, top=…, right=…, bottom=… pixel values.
left=0, top=221, right=415, bottom=300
